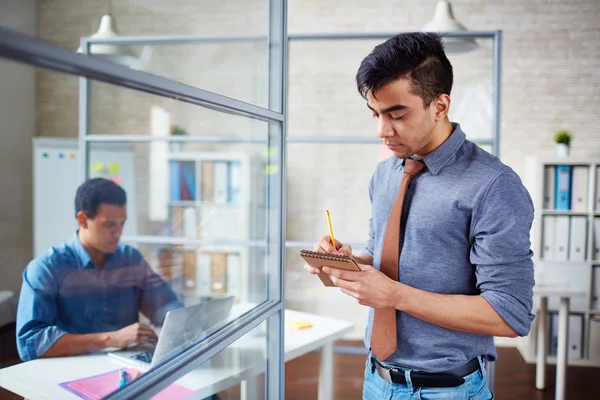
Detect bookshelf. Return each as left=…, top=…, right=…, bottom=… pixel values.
left=163, top=150, right=266, bottom=306
left=519, top=156, right=600, bottom=367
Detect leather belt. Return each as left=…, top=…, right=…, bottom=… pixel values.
left=371, top=357, right=481, bottom=388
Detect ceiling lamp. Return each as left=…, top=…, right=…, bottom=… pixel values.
left=421, top=0, right=478, bottom=53
left=76, top=1, right=147, bottom=69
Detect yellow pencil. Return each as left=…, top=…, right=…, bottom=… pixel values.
left=325, top=210, right=337, bottom=250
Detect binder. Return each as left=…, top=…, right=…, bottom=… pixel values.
left=542, top=216, right=556, bottom=260
left=210, top=252, right=228, bottom=295
left=590, top=318, right=600, bottom=361
left=543, top=166, right=555, bottom=209
left=593, top=266, right=600, bottom=310
left=568, top=314, right=583, bottom=360
left=554, top=216, right=570, bottom=261
left=182, top=207, right=197, bottom=238
left=169, top=161, right=180, bottom=201
left=570, top=166, right=589, bottom=212
left=169, top=206, right=184, bottom=237
left=554, top=165, right=572, bottom=210
left=201, top=161, right=214, bottom=202
left=548, top=312, right=558, bottom=356
left=213, top=161, right=229, bottom=205
left=179, top=161, right=197, bottom=201
left=596, top=166, right=600, bottom=211
left=226, top=253, right=241, bottom=297
left=197, top=252, right=212, bottom=294
left=568, top=216, right=587, bottom=262
left=594, top=219, right=600, bottom=261
left=548, top=313, right=583, bottom=360
left=227, top=161, right=242, bottom=204
left=182, top=250, right=197, bottom=290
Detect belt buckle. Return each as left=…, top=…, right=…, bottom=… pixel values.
left=375, top=362, right=397, bottom=383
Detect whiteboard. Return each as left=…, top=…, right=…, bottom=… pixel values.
left=33, top=138, right=138, bottom=257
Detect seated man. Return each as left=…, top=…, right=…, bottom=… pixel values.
left=16, top=178, right=182, bottom=361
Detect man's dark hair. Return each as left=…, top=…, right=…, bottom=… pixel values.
left=356, top=32, right=453, bottom=108
left=75, top=178, right=126, bottom=218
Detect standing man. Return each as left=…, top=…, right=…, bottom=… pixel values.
left=305, top=33, right=534, bottom=399
left=16, top=178, right=182, bottom=361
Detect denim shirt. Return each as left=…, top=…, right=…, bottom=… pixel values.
left=363, top=123, right=535, bottom=372
left=16, top=234, right=182, bottom=361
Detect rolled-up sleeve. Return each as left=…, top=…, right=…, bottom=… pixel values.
left=470, top=170, right=536, bottom=336
left=16, top=261, right=67, bottom=361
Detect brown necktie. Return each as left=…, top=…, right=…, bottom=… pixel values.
left=370, top=158, right=426, bottom=361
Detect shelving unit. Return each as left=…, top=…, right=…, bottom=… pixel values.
left=162, top=150, right=266, bottom=306
left=519, top=156, right=600, bottom=367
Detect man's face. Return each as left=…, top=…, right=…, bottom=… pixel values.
left=78, top=204, right=126, bottom=254
left=367, top=78, right=437, bottom=159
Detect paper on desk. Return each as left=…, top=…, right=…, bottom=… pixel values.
left=59, top=368, right=195, bottom=400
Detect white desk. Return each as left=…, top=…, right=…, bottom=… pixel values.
left=534, top=285, right=587, bottom=400
left=0, top=309, right=353, bottom=400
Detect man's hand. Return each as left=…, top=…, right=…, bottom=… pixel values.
left=303, top=235, right=353, bottom=276
left=323, top=263, right=401, bottom=309
left=109, top=322, right=157, bottom=349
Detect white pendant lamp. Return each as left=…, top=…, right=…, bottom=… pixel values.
left=421, top=1, right=478, bottom=53
left=77, top=1, right=147, bottom=69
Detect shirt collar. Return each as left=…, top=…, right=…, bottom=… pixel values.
left=70, top=231, right=116, bottom=269
left=396, top=122, right=466, bottom=175
left=70, top=232, right=93, bottom=268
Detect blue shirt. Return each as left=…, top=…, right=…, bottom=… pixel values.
left=16, top=234, right=182, bottom=361
left=363, top=123, right=535, bottom=372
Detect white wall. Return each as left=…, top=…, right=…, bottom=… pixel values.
left=0, top=0, right=36, bottom=293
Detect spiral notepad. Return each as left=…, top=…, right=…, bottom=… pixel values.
left=299, top=249, right=361, bottom=287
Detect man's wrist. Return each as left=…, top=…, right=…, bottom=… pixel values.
left=393, top=282, right=410, bottom=311
left=102, top=332, right=117, bottom=348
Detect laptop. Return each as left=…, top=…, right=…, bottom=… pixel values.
left=108, top=295, right=235, bottom=369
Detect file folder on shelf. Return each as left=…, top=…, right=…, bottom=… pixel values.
left=543, top=166, right=555, bottom=209
left=571, top=166, right=589, bottom=212
left=569, top=216, right=587, bottom=262
left=542, top=215, right=556, bottom=260
left=554, top=165, right=572, bottom=210
left=553, top=216, right=570, bottom=261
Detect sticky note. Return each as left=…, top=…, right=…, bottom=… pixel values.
left=108, top=163, right=120, bottom=175
left=110, top=176, right=122, bottom=186
left=91, top=162, right=105, bottom=172
left=265, top=164, right=279, bottom=175
left=286, top=320, right=312, bottom=330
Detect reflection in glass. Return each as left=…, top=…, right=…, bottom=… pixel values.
left=113, top=320, right=268, bottom=399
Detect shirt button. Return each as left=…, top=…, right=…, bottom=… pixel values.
left=104, top=307, right=108, bottom=312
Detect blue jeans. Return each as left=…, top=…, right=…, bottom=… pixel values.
left=363, top=356, right=494, bottom=400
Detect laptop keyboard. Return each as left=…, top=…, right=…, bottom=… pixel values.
left=131, top=350, right=154, bottom=363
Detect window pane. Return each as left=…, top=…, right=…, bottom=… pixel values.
left=114, top=318, right=269, bottom=399
left=89, top=81, right=271, bottom=136
left=85, top=141, right=272, bottom=306
left=33, top=0, right=271, bottom=108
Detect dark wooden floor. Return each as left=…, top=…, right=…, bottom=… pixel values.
left=1, top=340, right=599, bottom=399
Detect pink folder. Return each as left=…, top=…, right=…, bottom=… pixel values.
left=59, top=368, right=195, bottom=400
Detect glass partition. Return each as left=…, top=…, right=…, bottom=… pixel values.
left=0, top=0, right=286, bottom=396
left=35, top=0, right=271, bottom=108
